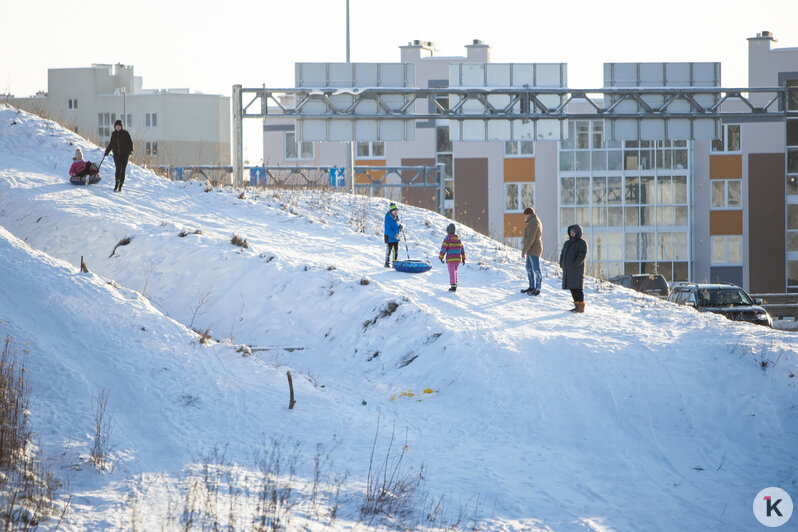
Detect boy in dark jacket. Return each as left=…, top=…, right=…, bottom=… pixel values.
left=104, top=120, right=133, bottom=192
left=439, top=223, right=466, bottom=292
left=559, top=224, right=588, bottom=312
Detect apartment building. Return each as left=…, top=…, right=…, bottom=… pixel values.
left=263, top=33, right=796, bottom=292
left=9, top=64, right=230, bottom=169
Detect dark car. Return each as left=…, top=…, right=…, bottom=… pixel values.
left=609, top=274, right=670, bottom=298
left=667, top=283, right=773, bottom=328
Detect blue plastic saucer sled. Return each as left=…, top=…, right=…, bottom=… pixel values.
left=393, top=259, right=431, bottom=273
left=393, top=230, right=432, bottom=273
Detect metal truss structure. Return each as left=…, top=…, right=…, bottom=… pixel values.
left=247, top=164, right=445, bottom=212
left=232, top=84, right=798, bottom=187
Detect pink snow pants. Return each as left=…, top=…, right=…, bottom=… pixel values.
left=447, top=261, right=460, bottom=285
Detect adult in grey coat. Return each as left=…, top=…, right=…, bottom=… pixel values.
left=559, top=224, right=588, bottom=313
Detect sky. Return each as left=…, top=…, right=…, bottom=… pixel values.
left=2, top=0, right=797, bottom=160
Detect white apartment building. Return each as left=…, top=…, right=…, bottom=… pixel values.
left=9, top=64, right=230, bottom=170
left=261, top=33, right=798, bottom=293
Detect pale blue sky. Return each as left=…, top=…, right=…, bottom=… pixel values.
left=2, top=0, right=796, bottom=160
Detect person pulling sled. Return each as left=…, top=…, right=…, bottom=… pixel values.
left=383, top=203, right=403, bottom=267
left=104, top=120, right=133, bottom=192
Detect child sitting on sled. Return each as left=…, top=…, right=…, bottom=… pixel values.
left=69, top=148, right=101, bottom=185
left=438, top=223, right=466, bottom=292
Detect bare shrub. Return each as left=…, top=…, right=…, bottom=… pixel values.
left=0, top=336, right=70, bottom=528
left=361, top=418, right=424, bottom=522
left=363, top=300, right=401, bottom=329
left=360, top=277, right=371, bottom=286
left=90, top=388, right=114, bottom=472
left=189, top=290, right=212, bottom=330
left=178, top=229, right=189, bottom=237
left=192, top=329, right=212, bottom=345
left=109, top=236, right=132, bottom=258
left=231, top=234, right=249, bottom=248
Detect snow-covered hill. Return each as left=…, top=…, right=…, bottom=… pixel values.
left=0, top=104, right=796, bottom=531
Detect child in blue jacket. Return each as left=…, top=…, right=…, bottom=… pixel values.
left=383, top=203, right=402, bottom=267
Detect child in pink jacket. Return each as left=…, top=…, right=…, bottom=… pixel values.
left=439, top=223, right=466, bottom=292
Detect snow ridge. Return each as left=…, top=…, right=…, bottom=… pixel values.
left=0, top=104, right=796, bottom=531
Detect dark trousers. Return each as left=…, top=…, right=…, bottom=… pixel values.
left=385, top=242, right=398, bottom=263
left=114, top=154, right=129, bottom=185
left=570, top=289, right=584, bottom=302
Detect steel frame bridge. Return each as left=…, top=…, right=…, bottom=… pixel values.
left=232, top=84, right=798, bottom=188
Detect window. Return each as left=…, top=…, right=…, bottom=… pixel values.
left=284, top=131, right=313, bottom=160
left=68, top=98, right=78, bottom=110
left=437, top=125, right=454, bottom=204
left=356, top=141, right=385, bottom=159
left=711, top=180, right=741, bottom=209
left=145, top=142, right=158, bottom=156
left=504, top=140, right=534, bottom=156
left=789, top=260, right=798, bottom=287
left=787, top=120, right=798, bottom=147
left=123, top=114, right=132, bottom=128
left=712, top=124, right=741, bottom=152
left=711, top=235, right=743, bottom=265
left=98, top=113, right=112, bottom=138
left=145, top=113, right=157, bottom=128
left=788, top=149, right=798, bottom=175
left=789, top=205, right=798, bottom=230
left=434, top=94, right=449, bottom=115
left=505, top=182, right=534, bottom=212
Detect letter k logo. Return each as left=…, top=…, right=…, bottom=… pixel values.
left=765, top=496, right=784, bottom=518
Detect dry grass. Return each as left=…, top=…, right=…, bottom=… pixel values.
left=231, top=234, right=248, bottom=249
left=0, top=336, right=70, bottom=529
left=90, top=388, right=114, bottom=472
left=109, top=236, right=132, bottom=258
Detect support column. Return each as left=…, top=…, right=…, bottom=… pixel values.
left=232, top=84, right=243, bottom=187
left=347, top=141, right=355, bottom=194
left=437, top=162, right=446, bottom=214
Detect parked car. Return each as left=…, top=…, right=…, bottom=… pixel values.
left=667, top=283, right=773, bottom=328
left=609, top=274, right=670, bottom=298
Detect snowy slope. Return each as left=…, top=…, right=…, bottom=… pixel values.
left=0, top=104, right=796, bottom=531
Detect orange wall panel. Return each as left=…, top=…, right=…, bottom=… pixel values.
left=504, top=213, right=525, bottom=237
left=355, top=159, right=385, bottom=185
left=709, top=210, right=743, bottom=235
left=709, top=155, right=742, bottom=180
left=504, top=158, right=535, bottom=182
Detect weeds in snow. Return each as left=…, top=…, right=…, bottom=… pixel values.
left=231, top=234, right=249, bottom=249
left=109, top=236, right=132, bottom=258
left=0, top=336, right=71, bottom=529
left=90, top=388, right=114, bottom=472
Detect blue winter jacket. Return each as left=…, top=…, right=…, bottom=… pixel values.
left=384, top=211, right=401, bottom=243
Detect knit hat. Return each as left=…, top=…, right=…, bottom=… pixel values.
left=114, top=119, right=123, bottom=127
left=446, top=223, right=456, bottom=235
left=389, top=203, right=399, bottom=212
left=523, top=207, right=535, bottom=215
left=73, top=147, right=84, bottom=161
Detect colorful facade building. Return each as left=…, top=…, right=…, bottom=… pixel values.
left=262, top=32, right=798, bottom=293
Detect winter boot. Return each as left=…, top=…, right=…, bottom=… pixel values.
left=521, top=287, right=533, bottom=294
left=114, top=179, right=120, bottom=192
left=531, top=289, right=541, bottom=296
left=449, top=284, right=457, bottom=292
left=569, top=301, right=579, bottom=312
left=384, top=261, right=391, bottom=268
left=575, top=301, right=586, bottom=313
